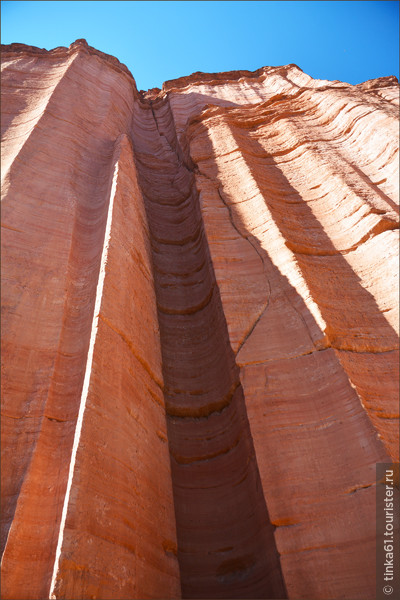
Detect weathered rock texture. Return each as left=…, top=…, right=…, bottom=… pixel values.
left=1, top=39, right=399, bottom=600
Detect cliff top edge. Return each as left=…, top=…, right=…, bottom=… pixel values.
left=1, top=38, right=398, bottom=97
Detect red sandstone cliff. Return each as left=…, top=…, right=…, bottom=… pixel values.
left=1, top=39, right=399, bottom=600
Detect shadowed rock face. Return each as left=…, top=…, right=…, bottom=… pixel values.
left=1, top=39, right=398, bottom=600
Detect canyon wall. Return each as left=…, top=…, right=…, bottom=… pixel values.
left=1, top=39, right=399, bottom=600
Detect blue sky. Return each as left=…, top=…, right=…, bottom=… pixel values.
left=1, top=1, right=399, bottom=90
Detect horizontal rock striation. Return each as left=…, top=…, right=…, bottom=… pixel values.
left=1, top=39, right=399, bottom=600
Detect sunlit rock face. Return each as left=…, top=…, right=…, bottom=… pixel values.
left=1, top=39, right=398, bottom=600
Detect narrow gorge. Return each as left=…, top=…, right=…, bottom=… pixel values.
left=1, top=39, right=399, bottom=600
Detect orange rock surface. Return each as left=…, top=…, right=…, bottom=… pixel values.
left=1, top=39, right=399, bottom=600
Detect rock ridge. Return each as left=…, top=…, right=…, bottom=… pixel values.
left=3, top=38, right=397, bottom=99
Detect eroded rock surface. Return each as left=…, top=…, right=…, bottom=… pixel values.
left=1, top=39, right=399, bottom=600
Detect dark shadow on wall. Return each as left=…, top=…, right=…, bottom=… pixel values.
left=131, top=99, right=287, bottom=599
left=190, top=111, right=399, bottom=459
left=233, top=123, right=398, bottom=405
left=340, top=156, right=400, bottom=215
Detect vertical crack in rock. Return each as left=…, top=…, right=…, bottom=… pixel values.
left=130, top=96, right=287, bottom=598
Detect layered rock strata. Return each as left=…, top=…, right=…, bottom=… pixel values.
left=1, top=40, right=399, bottom=600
